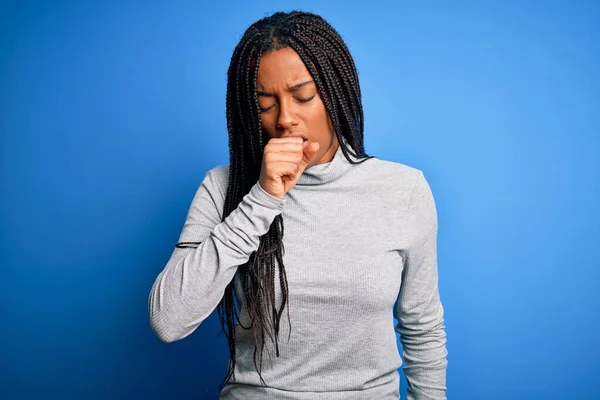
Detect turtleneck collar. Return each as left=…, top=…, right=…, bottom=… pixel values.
left=297, top=136, right=358, bottom=186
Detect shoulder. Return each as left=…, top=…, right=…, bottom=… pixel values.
left=180, top=164, right=230, bottom=226
left=205, top=164, right=229, bottom=186
left=370, top=157, right=422, bottom=182
left=360, top=156, right=426, bottom=201
left=190, top=164, right=230, bottom=210
left=370, top=158, right=437, bottom=235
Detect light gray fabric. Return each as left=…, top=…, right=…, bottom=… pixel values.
left=148, top=140, right=447, bottom=399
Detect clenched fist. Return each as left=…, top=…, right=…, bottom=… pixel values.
left=259, top=136, right=320, bottom=199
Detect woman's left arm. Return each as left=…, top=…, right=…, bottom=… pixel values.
left=394, top=170, right=448, bottom=400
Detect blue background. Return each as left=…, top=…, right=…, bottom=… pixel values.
left=2, top=1, right=599, bottom=399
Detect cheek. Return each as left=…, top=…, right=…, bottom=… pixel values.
left=308, top=101, right=332, bottom=134
left=260, top=114, right=275, bottom=136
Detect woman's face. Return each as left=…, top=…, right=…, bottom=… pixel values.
left=256, top=47, right=339, bottom=166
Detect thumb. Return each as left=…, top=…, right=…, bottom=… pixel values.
left=299, top=141, right=320, bottom=172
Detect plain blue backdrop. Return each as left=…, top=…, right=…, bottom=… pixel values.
left=1, top=0, right=599, bottom=399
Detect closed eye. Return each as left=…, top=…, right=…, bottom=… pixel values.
left=259, top=104, right=275, bottom=113
left=296, top=94, right=316, bottom=103
left=258, top=94, right=316, bottom=113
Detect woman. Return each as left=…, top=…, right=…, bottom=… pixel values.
left=149, top=11, right=448, bottom=400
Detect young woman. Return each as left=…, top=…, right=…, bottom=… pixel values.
left=149, top=11, right=448, bottom=400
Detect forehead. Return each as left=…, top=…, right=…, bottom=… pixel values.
left=256, top=47, right=312, bottom=88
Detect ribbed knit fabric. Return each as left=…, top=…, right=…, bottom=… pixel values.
left=148, top=138, right=448, bottom=399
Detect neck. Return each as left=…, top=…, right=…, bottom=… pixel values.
left=296, top=136, right=357, bottom=186
left=313, top=135, right=340, bottom=166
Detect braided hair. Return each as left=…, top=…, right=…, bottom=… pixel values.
left=184, top=10, right=377, bottom=390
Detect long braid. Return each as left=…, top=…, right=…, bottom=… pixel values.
left=194, top=11, right=379, bottom=391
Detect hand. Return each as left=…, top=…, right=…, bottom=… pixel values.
left=259, top=137, right=320, bottom=199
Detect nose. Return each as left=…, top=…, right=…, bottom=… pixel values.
left=276, top=98, right=298, bottom=132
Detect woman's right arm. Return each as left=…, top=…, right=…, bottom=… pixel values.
left=148, top=166, right=286, bottom=343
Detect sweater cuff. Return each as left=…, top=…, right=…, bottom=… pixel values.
left=250, top=181, right=287, bottom=210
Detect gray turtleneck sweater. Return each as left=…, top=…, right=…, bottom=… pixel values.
left=148, top=140, right=448, bottom=399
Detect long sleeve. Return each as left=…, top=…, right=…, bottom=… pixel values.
left=394, top=171, right=448, bottom=399
left=148, top=167, right=286, bottom=343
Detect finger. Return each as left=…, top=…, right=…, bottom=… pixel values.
left=299, top=142, right=321, bottom=171
left=264, top=152, right=304, bottom=164
left=275, top=162, right=301, bottom=181
left=266, top=161, right=300, bottom=176
left=267, top=137, right=305, bottom=144
left=265, top=142, right=305, bottom=153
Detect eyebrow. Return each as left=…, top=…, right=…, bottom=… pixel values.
left=257, top=80, right=314, bottom=97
